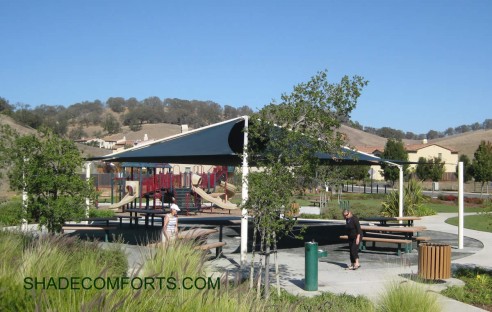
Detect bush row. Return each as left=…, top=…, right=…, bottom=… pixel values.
left=437, top=194, right=484, bottom=205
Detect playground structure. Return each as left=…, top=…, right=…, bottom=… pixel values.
left=99, top=163, right=238, bottom=215
left=106, top=180, right=140, bottom=210
left=191, top=174, right=239, bottom=210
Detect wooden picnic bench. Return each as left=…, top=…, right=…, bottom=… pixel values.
left=178, top=228, right=218, bottom=240
left=360, top=225, right=427, bottom=240
left=61, top=225, right=117, bottom=242
left=361, top=216, right=421, bottom=227
left=125, top=208, right=166, bottom=227
left=194, top=241, right=227, bottom=259
left=114, top=213, right=143, bottom=227
left=339, top=235, right=412, bottom=256
left=339, top=224, right=428, bottom=255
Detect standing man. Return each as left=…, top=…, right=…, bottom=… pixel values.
left=343, top=209, right=362, bottom=270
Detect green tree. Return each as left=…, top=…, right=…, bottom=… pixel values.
left=68, top=125, right=88, bottom=140
left=455, top=154, right=473, bottom=182
left=103, top=114, right=121, bottom=134
left=245, top=70, right=367, bottom=298
left=0, top=97, right=14, bottom=114
left=426, top=130, right=440, bottom=140
left=415, top=157, right=431, bottom=181
left=428, top=156, right=445, bottom=182
left=0, top=127, right=96, bottom=232
left=472, top=141, right=492, bottom=194
left=380, top=139, right=408, bottom=186
left=106, top=97, right=126, bottom=113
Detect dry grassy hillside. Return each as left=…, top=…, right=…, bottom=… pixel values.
left=338, top=124, right=420, bottom=147
left=431, top=129, right=492, bottom=159
left=0, top=114, right=37, bottom=136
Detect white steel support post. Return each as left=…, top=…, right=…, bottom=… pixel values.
left=398, top=165, right=404, bottom=219
left=458, top=162, right=464, bottom=249
left=21, top=158, right=28, bottom=231
left=85, top=162, right=91, bottom=218
left=241, top=116, right=249, bottom=265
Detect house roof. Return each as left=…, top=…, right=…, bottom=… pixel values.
left=354, top=146, right=384, bottom=154
left=404, top=143, right=458, bottom=153
left=355, top=143, right=458, bottom=155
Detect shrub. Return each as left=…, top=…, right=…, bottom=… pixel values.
left=378, top=281, right=440, bottom=312
left=88, top=207, right=115, bottom=218
left=442, top=267, right=492, bottom=309
left=464, top=197, right=484, bottom=205
left=381, top=179, right=434, bottom=217
left=438, top=194, right=457, bottom=202
left=0, top=198, right=24, bottom=226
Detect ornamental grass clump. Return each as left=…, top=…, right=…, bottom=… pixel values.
left=0, top=230, right=266, bottom=312
left=377, top=281, right=441, bottom=312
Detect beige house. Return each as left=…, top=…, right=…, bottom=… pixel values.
left=405, top=143, right=459, bottom=180
left=355, top=142, right=459, bottom=181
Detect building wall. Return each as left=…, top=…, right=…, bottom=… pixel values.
left=359, top=144, right=459, bottom=182
left=407, top=145, right=459, bottom=175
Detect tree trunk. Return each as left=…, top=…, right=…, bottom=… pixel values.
left=256, top=228, right=265, bottom=300
left=273, top=232, right=280, bottom=296
left=249, top=224, right=258, bottom=289
left=265, top=242, right=270, bottom=299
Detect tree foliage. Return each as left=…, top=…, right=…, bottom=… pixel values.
left=415, top=157, right=431, bottom=181
left=415, top=156, right=445, bottom=182
left=472, top=141, right=492, bottom=194
left=0, top=97, right=14, bottom=114
left=0, top=126, right=96, bottom=232
left=103, top=114, right=121, bottom=134
left=455, top=154, right=474, bottom=183
left=380, top=139, right=408, bottom=185
left=245, top=70, right=367, bottom=298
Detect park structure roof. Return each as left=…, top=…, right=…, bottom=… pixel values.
left=87, top=117, right=399, bottom=166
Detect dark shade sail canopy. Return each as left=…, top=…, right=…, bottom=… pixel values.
left=88, top=118, right=246, bottom=165
left=87, top=116, right=405, bottom=166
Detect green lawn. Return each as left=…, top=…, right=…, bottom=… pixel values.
left=445, top=213, right=492, bottom=233
left=425, top=201, right=485, bottom=213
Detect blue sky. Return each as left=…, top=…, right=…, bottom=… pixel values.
left=1, top=1, right=490, bottom=134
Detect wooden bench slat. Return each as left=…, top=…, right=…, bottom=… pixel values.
left=194, top=241, right=226, bottom=259
left=62, top=226, right=116, bottom=231
left=340, top=235, right=412, bottom=256
left=194, top=242, right=226, bottom=250
left=61, top=225, right=116, bottom=242
left=340, top=235, right=411, bottom=244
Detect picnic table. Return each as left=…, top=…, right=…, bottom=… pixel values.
left=125, top=208, right=167, bottom=226
left=360, top=225, right=426, bottom=240
left=62, top=217, right=118, bottom=242
left=178, top=228, right=218, bottom=240
left=64, top=217, right=117, bottom=226
left=340, top=224, right=428, bottom=255
left=360, top=216, right=421, bottom=227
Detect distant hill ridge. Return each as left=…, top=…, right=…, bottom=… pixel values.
left=2, top=114, right=490, bottom=161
